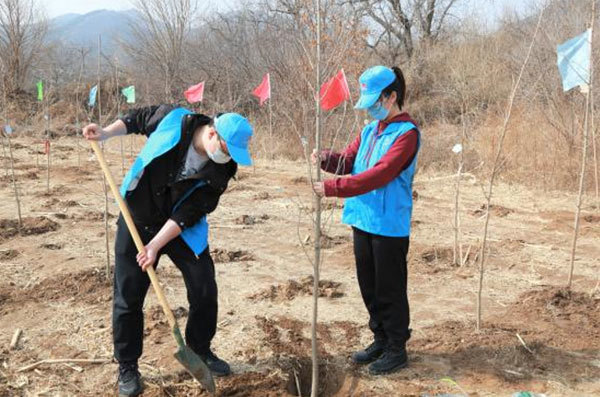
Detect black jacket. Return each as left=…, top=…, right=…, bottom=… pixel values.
left=119, top=104, right=237, bottom=230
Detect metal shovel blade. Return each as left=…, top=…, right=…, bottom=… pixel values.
left=174, top=345, right=216, bottom=394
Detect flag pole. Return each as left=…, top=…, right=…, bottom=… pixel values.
left=568, top=0, right=595, bottom=288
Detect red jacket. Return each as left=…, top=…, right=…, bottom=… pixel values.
left=320, top=113, right=419, bottom=198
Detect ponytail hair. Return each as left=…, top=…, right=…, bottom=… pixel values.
left=381, top=66, right=406, bottom=110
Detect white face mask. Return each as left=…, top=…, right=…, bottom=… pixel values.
left=208, top=138, right=232, bottom=164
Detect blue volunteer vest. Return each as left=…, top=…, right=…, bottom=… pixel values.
left=120, top=107, right=209, bottom=256
left=342, top=120, right=419, bottom=237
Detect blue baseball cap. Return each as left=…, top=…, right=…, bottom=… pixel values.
left=215, top=113, right=253, bottom=166
left=354, top=66, right=396, bottom=109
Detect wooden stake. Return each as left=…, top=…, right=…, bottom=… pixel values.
left=476, top=7, right=544, bottom=330
left=17, top=358, right=111, bottom=373
left=568, top=0, right=595, bottom=288
left=10, top=328, right=22, bottom=349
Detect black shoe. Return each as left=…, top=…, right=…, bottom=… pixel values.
left=351, top=339, right=387, bottom=364
left=199, top=350, right=232, bottom=377
left=368, top=348, right=408, bottom=375
left=118, top=361, right=143, bottom=396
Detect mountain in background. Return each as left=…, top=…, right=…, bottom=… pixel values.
left=48, top=9, right=140, bottom=55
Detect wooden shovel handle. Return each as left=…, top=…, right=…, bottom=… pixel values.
left=89, top=140, right=179, bottom=332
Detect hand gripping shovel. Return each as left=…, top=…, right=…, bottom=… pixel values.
left=89, top=141, right=216, bottom=394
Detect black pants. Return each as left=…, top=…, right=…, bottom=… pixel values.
left=353, top=227, right=410, bottom=351
left=113, top=216, right=218, bottom=363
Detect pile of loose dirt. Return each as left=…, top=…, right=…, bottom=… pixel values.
left=0, top=249, right=19, bottom=260
left=211, top=248, right=255, bottom=263
left=34, top=185, right=72, bottom=197
left=254, top=192, right=271, bottom=200
left=144, top=305, right=188, bottom=338
left=252, top=316, right=349, bottom=396
left=409, top=244, right=477, bottom=273
left=71, top=210, right=117, bottom=222
left=3, top=269, right=112, bottom=306
left=412, top=319, right=599, bottom=384
left=249, top=276, right=344, bottom=302
left=302, top=234, right=351, bottom=249
left=411, top=287, right=600, bottom=385
left=40, top=243, right=63, bottom=250
left=471, top=203, right=513, bottom=217
left=142, top=370, right=289, bottom=397
left=234, top=214, right=270, bottom=225
left=0, top=216, right=60, bottom=241
left=506, top=286, right=600, bottom=349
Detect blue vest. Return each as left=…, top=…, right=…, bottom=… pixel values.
left=342, top=120, right=419, bottom=237
left=120, top=107, right=209, bottom=256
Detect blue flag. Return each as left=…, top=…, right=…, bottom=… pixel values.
left=557, top=29, right=591, bottom=92
left=89, top=85, right=98, bottom=107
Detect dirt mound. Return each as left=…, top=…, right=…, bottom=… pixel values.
left=71, top=210, right=117, bottom=222
left=34, top=185, right=71, bottom=197
left=302, top=233, right=351, bottom=249
left=0, top=216, right=60, bottom=240
left=40, top=243, right=63, bottom=250
left=291, top=176, right=308, bottom=184
left=249, top=276, right=344, bottom=302
left=471, top=203, right=513, bottom=217
left=211, top=248, right=254, bottom=263
left=583, top=214, right=600, bottom=223
left=412, top=319, right=599, bottom=385
left=254, top=192, right=271, bottom=200
left=142, top=370, right=289, bottom=397
left=410, top=244, right=477, bottom=273
left=507, top=286, right=600, bottom=349
left=3, top=269, right=113, bottom=306
left=0, top=249, right=19, bottom=260
left=234, top=214, right=270, bottom=225
left=144, top=305, right=188, bottom=338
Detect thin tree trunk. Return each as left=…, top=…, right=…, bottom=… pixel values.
left=453, top=103, right=466, bottom=266
left=269, top=96, right=274, bottom=159
left=568, top=1, right=595, bottom=288
left=7, top=135, right=22, bottom=228
left=311, top=0, right=322, bottom=395
left=476, top=7, right=545, bottom=331
left=98, top=35, right=111, bottom=280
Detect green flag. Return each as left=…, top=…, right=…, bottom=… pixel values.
left=36, top=80, right=43, bottom=101
left=121, top=85, right=135, bottom=104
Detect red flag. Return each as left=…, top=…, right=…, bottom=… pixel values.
left=319, top=69, right=350, bottom=111
left=252, top=73, right=271, bottom=106
left=44, top=140, right=50, bottom=155
left=184, top=81, right=205, bottom=103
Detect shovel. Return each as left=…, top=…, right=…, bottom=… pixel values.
left=89, top=141, right=216, bottom=394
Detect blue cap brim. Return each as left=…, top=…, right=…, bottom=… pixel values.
left=354, top=91, right=381, bottom=109
left=228, top=144, right=252, bottom=166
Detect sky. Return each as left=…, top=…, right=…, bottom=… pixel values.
left=41, top=0, right=536, bottom=21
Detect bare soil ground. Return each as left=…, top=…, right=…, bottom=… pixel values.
left=0, top=135, right=598, bottom=396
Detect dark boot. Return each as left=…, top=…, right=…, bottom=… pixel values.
left=118, top=361, right=143, bottom=396
left=368, top=347, right=408, bottom=375
left=199, top=350, right=231, bottom=377
left=351, top=339, right=387, bottom=364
